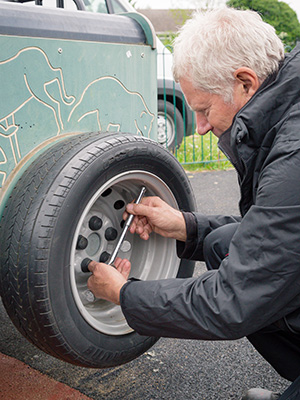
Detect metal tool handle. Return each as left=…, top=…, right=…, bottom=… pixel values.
left=107, top=186, right=146, bottom=265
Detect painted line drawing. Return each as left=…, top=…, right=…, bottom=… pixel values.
left=68, top=76, right=155, bottom=137
left=0, top=46, right=154, bottom=188
left=0, top=46, right=75, bottom=185
left=0, top=147, right=7, bottom=187
left=0, top=47, right=75, bottom=134
left=0, top=115, right=21, bottom=166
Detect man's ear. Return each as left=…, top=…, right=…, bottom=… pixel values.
left=234, top=67, right=260, bottom=99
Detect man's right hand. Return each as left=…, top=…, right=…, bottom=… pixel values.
left=124, top=196, right=187, bottom=242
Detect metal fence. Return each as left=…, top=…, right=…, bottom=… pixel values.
left=158, top=42, right=230, bottom=169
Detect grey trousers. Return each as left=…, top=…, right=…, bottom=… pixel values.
left=203, top=223, right=300, bottom=382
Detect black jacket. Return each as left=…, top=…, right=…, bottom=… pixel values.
left=120, top=45, right=300, bottom=340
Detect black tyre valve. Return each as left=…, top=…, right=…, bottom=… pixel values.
left=89, top=216, right=103, bottom=231
left=105, top=227, right=118, bottom=241
left=76, top=235, right=88, bottom=250
left=81, top=258, right=92, bottom=273
left=99, top=251, right=110, bottom=263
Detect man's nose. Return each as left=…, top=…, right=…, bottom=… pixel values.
left=196, top=113, right=213, bottom=135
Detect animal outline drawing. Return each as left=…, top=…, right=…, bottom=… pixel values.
left=68, top=76, right=155, bottom=137
left=0, top=47, right=75, bottom=183
left=0, top=47, right=75, bottom=134
left=0, top=47, right=155, bottom=187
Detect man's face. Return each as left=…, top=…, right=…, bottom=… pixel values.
left=179, top=78, right=248, bottom=138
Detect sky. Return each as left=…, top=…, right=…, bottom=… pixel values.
left=135, top=0, right=300, bottom=22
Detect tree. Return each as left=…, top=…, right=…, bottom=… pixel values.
left=226, top=0, right=300, bottom=48
left=128, top=0, right=136, bottom=8
left=170, top=0, right=224, bottom=9
left=169, top=0, right=224, bottom=31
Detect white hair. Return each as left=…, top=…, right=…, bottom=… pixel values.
left=173, top=7, right=285, bottom=102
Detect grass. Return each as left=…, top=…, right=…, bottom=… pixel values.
left=174, top=132, right=233, bottom=172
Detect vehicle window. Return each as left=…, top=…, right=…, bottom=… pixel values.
left=21, top=0, right=77, bottom=10
left=63, top=0, right=77, bottom=9
left=84, top=0, right=108, bottom=13
left=110, top=0, right=126, bottom=13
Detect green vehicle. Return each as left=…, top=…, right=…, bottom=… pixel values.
left=0, top=0, right=195, bottom=368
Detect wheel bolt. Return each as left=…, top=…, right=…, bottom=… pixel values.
left=105, top=227, right=118, bottom=241
left=89, top=216, right=103, bottom=231
left=76, top=235, right=88, bottom=250
left=99, top=251, right=110, bottom=263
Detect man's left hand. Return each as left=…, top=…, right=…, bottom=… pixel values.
left=87, top=257, right=131, bottom=305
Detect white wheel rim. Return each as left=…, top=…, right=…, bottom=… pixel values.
left=70, top=170, right=180, bottom=335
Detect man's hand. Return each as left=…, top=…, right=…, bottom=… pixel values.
left=87, top=257, right=131, bottom=305
left=124, top=196, right=186, bottom=242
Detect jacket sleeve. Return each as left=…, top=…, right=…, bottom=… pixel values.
left=177, top=213, right=242, bottom=260
left=120, top=135, right=300, bottom=340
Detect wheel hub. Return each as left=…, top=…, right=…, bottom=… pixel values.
left=157, top=113, right=175, bottom=146
left=70, top=171, right=180, bottom=335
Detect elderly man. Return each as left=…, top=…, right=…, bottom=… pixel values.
left=87, top=7, right=300, bottom=400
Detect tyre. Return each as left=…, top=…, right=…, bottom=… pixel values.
left=0, top=132, right=196, bottom=368
left=157, top=99, right=184, bottom=151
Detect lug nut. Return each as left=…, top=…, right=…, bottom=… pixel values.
left=99, top=251, right=110, bottom=263
left=89, top=216, right=103, bottom=231
left=76, top=235, right=88, bottom=250
left=81, top=258, right=92, bottom=273
left=105, top=227, right=118, bottom=241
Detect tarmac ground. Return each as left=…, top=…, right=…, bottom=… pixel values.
left=0, top=169, right=290, bottom=399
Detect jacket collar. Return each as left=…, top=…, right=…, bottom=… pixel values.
left=231, top=44, right=300, bottom=150
left=219, top=44, right=300, bottom=178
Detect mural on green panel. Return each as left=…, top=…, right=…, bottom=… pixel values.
left=0, top=39, right=156, bottom=187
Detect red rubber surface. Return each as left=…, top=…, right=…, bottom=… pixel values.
left=0, top=353, right=93, bottom=400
